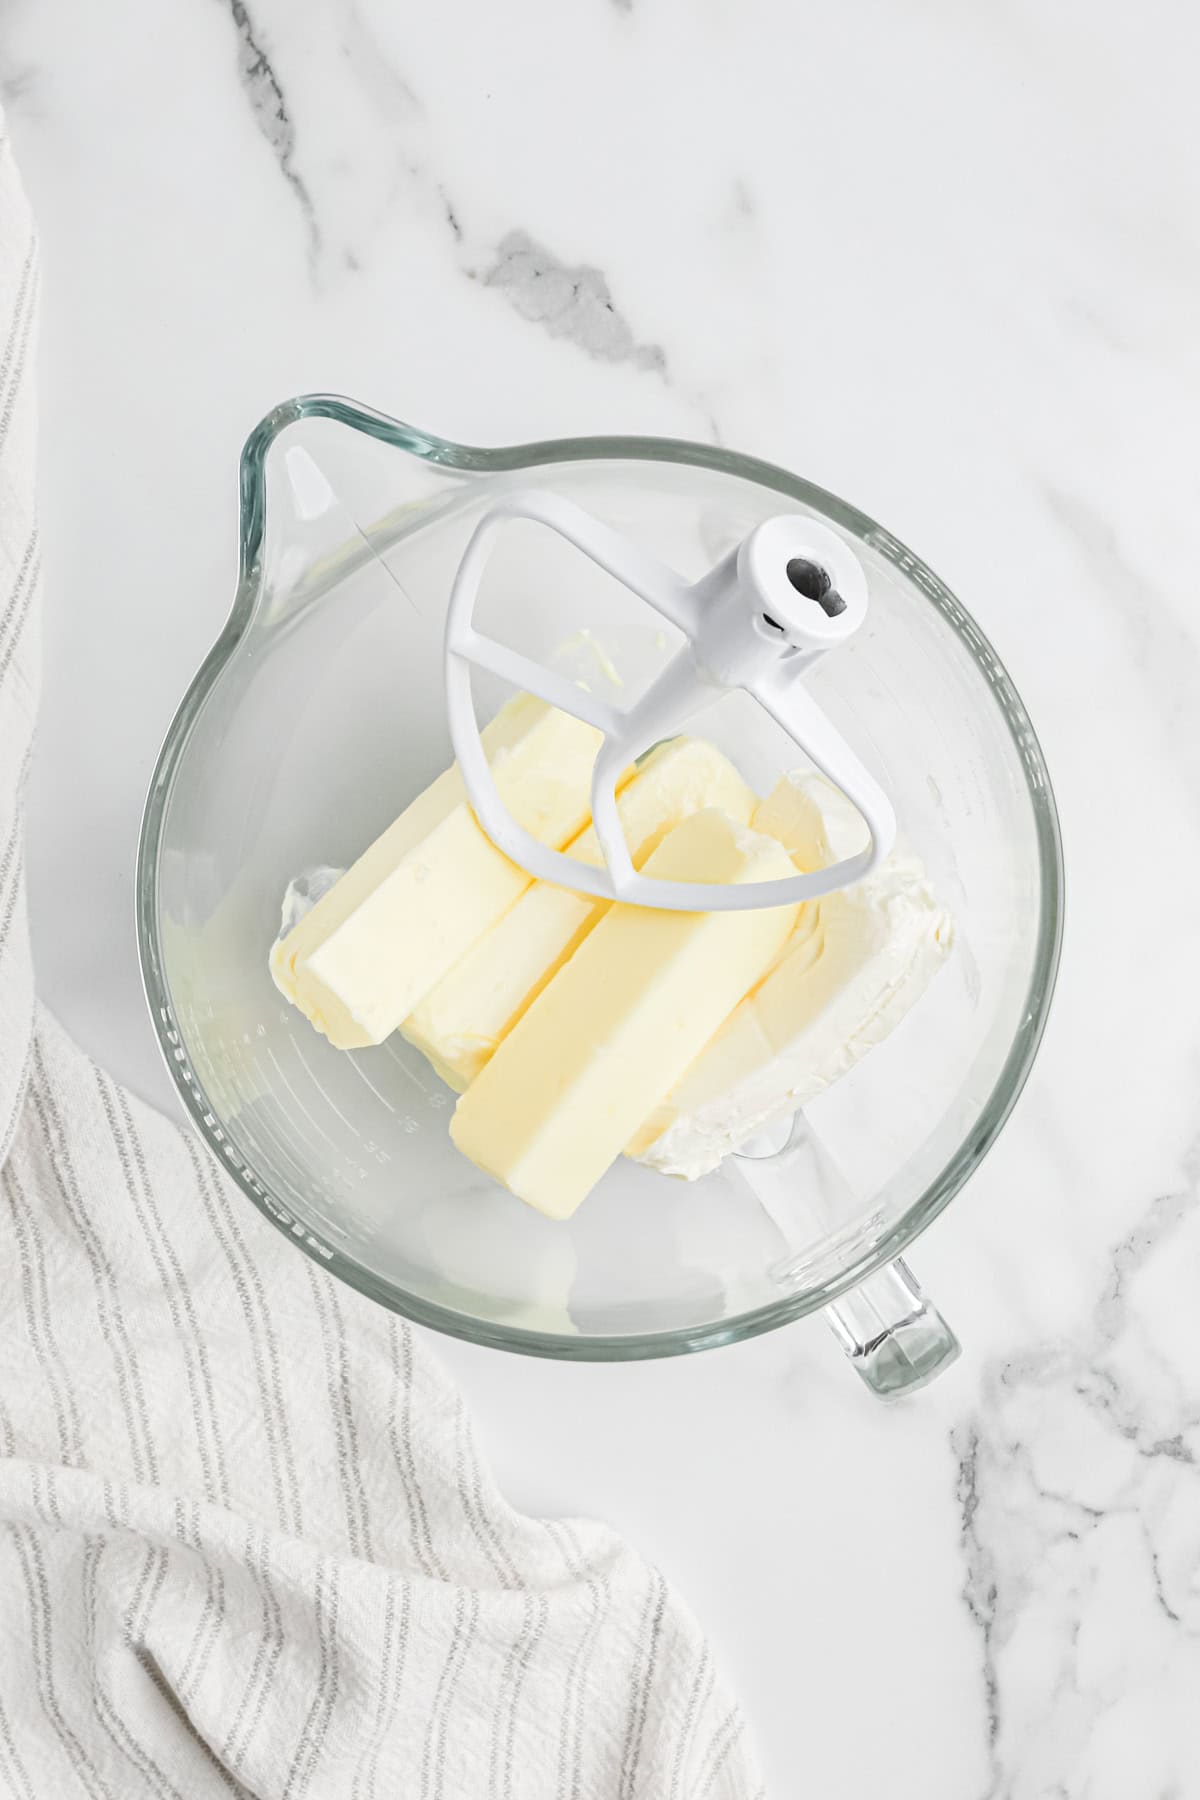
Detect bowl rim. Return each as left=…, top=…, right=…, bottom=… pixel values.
left=136, top=393, right=1065, bottom=1362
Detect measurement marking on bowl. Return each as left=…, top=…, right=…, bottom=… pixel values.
left=265, top=1048, right=341, bottom=1151
left=241, top=1058, right=331, bottom=1159
left=249, top=1055, right=276, bottom=1094
left=257, top=1092, right=329, bottom=1165
left=248, top=1108, right=324, bottom=1191
left=346, top=1055, right=400, bottom=1115
left=291, top=1042, right=363, bottom=1139
left=383, top=1043, right=434, bottom=1096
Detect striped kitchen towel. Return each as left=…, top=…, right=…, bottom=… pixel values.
left=0, top=123, right=762, bottom=1799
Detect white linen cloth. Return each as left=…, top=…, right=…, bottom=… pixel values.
left=0, top=125, right=762, bottom=1800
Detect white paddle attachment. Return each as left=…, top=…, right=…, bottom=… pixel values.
left=444, top=489, right=894, bottom=912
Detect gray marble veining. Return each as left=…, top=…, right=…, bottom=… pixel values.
left=481, top=229, right=666, bottom=371
left=955, top=1162, right=1200, bottom=1795
left=226, top=0, right=319, bottom=258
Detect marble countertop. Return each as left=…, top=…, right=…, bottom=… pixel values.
left=3, top=0, right=1198, bottom=1792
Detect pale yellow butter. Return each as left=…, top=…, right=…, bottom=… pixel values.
left=270, top=694, right=606, bottom=1049
left=402, top=736, right=756, bottom=1090
left=631, top=772, right=954, bottom=1174
left=449, top=810, right=799, bottom=1219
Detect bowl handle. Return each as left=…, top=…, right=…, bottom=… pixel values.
left=735, top=1119, right=960, bottom=1398
left=823, top=1259, right=960, bottom=1398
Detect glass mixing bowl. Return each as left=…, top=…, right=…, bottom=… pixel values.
left=137, top=397, right=1063, bottom=1396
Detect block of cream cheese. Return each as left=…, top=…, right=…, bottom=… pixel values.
left=630, top=773, right=954, bottom=1176
left=270, top=694, right=608, bottom=1049
left=449, top=810, right=799, bottom=1219
left=402, top=736, right=756, bottom=1090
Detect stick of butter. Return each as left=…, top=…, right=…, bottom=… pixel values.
left=401, top=736, right=756, bottom=1090
left=449, top=809, right=799, bottom=1219
left=270, top=694, right=608, bottom=1048
left=629, top=773, right=954, bottom=1176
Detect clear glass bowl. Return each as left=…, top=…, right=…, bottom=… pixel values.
left=137, top=397, right=1063, bottom=1393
